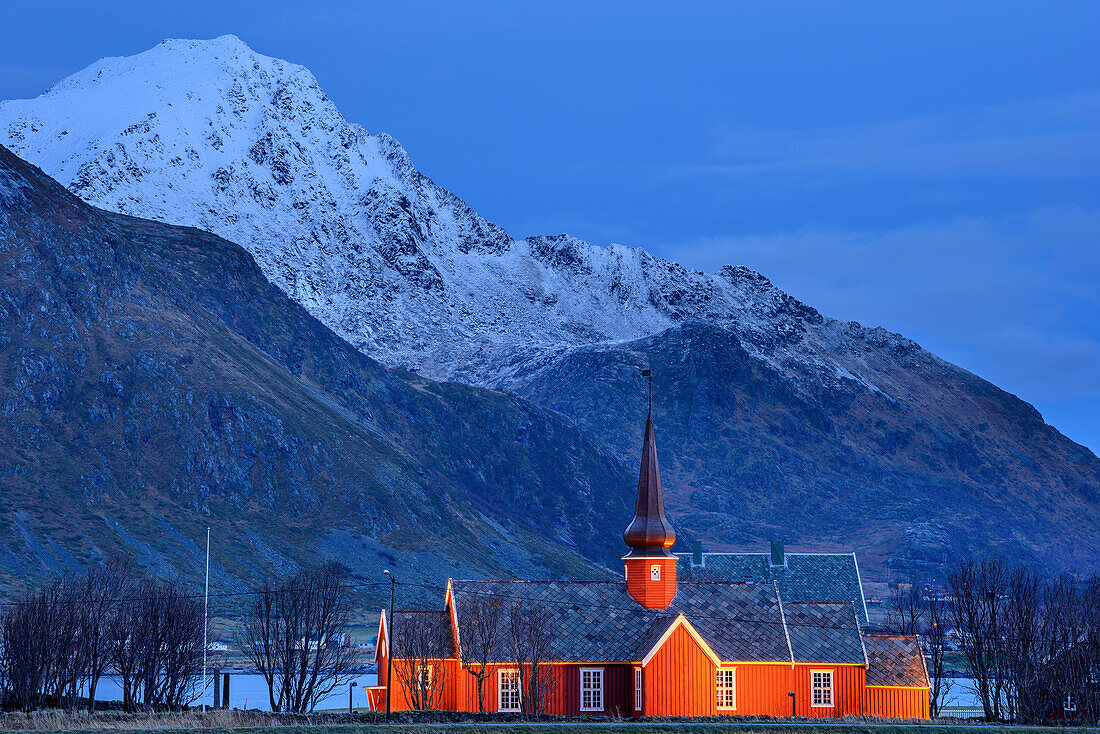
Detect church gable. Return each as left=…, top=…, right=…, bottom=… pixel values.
left=642, top=618, right=719, bottom=717
left=640, top=615, right=721, bottom=667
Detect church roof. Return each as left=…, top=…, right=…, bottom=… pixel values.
left=863, top=634, right=930, bottom=687
left=676, top=551, right=869, bottom=624
left=447, top=580, right=865, bottom=665
left=388, top=610, right=456, bottom=659
left=784, top=601, right=866, bottom=663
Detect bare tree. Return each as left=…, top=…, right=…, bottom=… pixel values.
left=240, top=576, right=282, bottom=711
left=980, top=560, right=1010, bottom=720
left=945, top=559, right=1100, bottom=725
left=886, top=579, right=926, bottom=635
left=1078, top=574, right=1100, bottom=726
left=999, top=566, right=1044, bottom=722
left=2, top=587, right=56, bottom=711
left=948, top=557, right=1005, bottom=719
left=50, top=579, right=84, bottom=713
left=458, top=597, right=504, bottom=712
left=391, top=611, right=452, bottom=711
left=160, top=581, right=207, bottom=709
left=110, top=581, right=145, bottom=712
left=925, top=593, right=953, bottom=717
left=108, top=577, right=206, bottom=711
left=239, top=563, right=357, bottom=713
left=78, top=563, right=129, bottom=712
left=1, top=577, right=89, bottom=712
left=507, top=602, right=558, bottom=717
left=2, top=565, right=206, bottom=714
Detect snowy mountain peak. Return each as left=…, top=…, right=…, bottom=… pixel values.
left=0, top=37, right=918, bottom=390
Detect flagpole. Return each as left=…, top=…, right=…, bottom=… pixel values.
left=203, top=526, right=210, bottom=713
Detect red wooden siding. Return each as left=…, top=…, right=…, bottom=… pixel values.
left=450, top=663, right=542, bottom=713
left=398, top=662, right=634, bottom=716
left=643, top=623, right=716, bottom=716
left=383, top=660, right=928, bottom=719
left=544, top=664, right=633, bottom=716
left=383, top=658, right=462, bottom=712
left=725, top=664, right=795, bottom=717
left=864, top=686, right=930, bottom=719
left=790, top=664, right=865, bottom=717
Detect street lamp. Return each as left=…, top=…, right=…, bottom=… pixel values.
left=348, top=681, right=357, bottom=714
left=383, top=570, right=396, bottom=718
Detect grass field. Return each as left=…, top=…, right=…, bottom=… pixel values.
left=0, top=710, right=1095, bottom=734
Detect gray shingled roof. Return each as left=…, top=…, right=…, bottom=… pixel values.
left=447, top=580, right=863, bottom=665
left=863, top=634, right=929, bottom=687
left=389, top=610, right=456, bottom=659
left=677, top=552, right=869, bottom=624
left=783, top=602, right=866, bottom=664
left=670, top=583, right=792, bottom=663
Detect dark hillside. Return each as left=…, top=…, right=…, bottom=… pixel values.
left=0, top=146, right=632, bottom=608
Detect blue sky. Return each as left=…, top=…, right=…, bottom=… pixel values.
left=3, top=1, right=1099, bottom=451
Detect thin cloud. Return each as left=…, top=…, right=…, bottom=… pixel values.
left=674, top=93, right=1100, bottom=183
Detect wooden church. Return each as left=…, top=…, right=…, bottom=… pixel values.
left=370, top=411, right=930, bottom=718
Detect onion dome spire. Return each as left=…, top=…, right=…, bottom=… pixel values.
left=623, top=410, right=677, bottom=557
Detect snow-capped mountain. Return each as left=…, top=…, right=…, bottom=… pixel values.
left=0, top=35, right=914, bottom=392
left=3, top=36, right=1099, bottom=576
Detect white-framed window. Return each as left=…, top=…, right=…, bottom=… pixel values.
left=811, top=669, right=834, bottom=707
left=580, top=667, right=604, bottom=711
left=498, top=669, right=521, bottom=712
left=415, top=664, right=434, bottom=697
left=716, top=667, right=736, bottom=710
left=634, top=667, right=643, bottom=711
left=650, top=564, right=661, bottom=581
left=1064, top=691, right=1077, bottom=712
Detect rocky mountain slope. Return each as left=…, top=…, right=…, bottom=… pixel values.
left=509, top=322, right=1100, bottom=575
left=2, top=36, right=1097, bottom=576
left=0, top=145, right=633, bottom=604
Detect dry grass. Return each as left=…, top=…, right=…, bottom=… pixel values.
left=0, top=710, right=1091, bottom=734
left=0, top=709, right=312, bottom=732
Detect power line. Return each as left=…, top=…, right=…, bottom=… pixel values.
left=393, top=579, right=1099, bottom=640
left=0, top=580, right=392, bottom=608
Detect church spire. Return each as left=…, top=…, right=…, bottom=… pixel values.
left=622, top=396, right=679, bottom=609
left=623, top=411, right=677, bottom=556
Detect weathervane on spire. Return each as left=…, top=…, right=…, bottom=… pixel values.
left=641, top=366, right=652, bottom=413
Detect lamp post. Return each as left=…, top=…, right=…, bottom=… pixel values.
left=348, top=681, right=357, bottom=714
left=383, top=570, right=396, bottom=718
left=788, top=691, right=796, bottom=718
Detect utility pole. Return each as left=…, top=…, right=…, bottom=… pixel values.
left=203, top=526, right=210, bottom=714
left=383, top=570, right=396, bottom=718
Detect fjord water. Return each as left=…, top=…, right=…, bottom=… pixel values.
left=80, top=673, right=378, bottom=711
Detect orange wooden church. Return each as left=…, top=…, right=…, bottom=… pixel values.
left=371, top=412, right=930, bottom=718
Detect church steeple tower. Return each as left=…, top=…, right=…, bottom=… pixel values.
left=623, top=408, right=678, bottom=608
